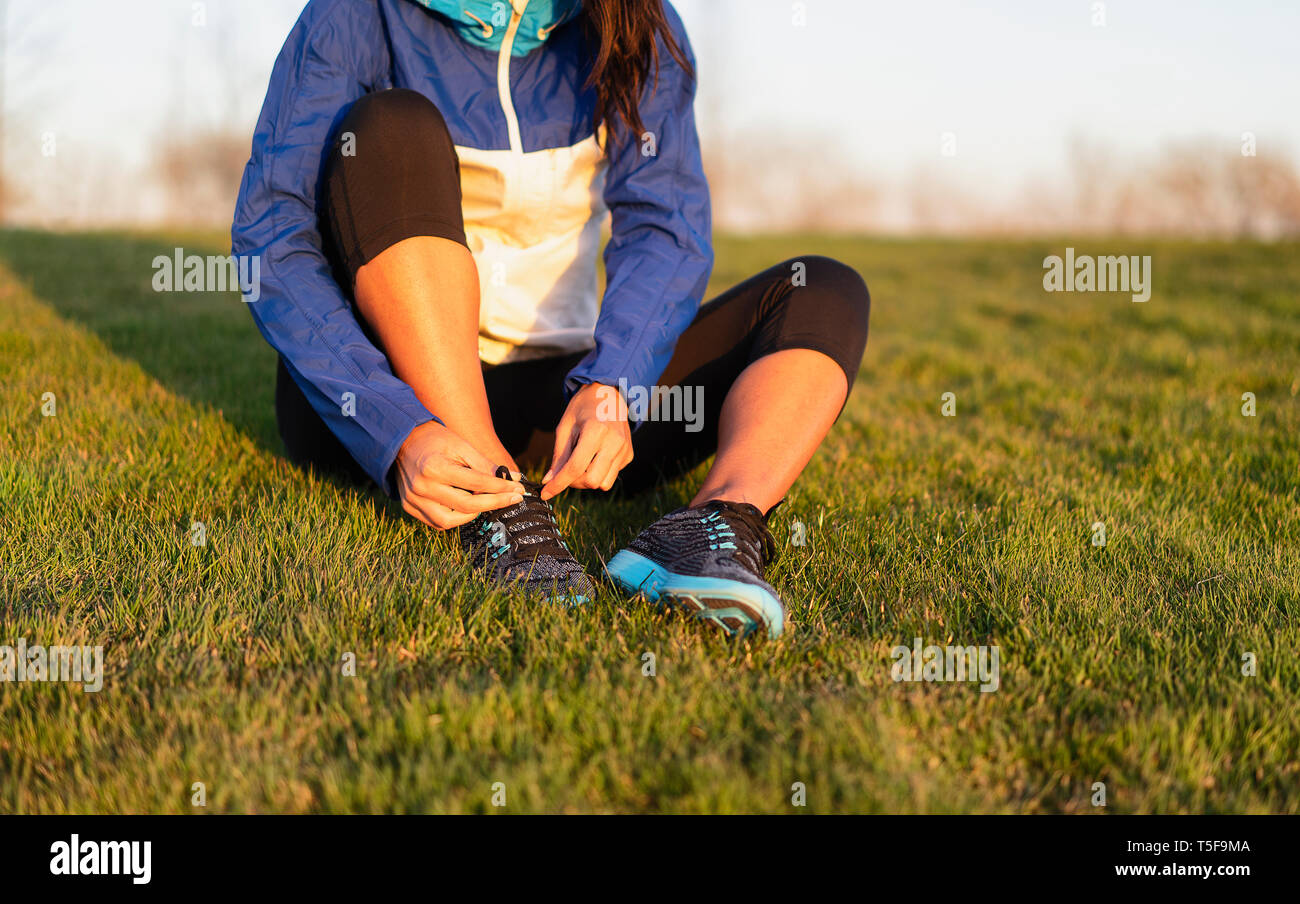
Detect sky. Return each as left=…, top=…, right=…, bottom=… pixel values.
left=4, top=0, right=1299, bottom=227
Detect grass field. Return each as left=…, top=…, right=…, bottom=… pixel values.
left=1, top=228, right=1297, bottom=814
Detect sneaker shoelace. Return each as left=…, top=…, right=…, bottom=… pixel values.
left=472, top=466, right=572, bottom=563
left=701, top=499, right=781, bottom=573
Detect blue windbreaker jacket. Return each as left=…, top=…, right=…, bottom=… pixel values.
left=231, top=0, right=712, bottom=493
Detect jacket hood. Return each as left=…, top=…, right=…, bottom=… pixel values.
left=410, top=0, right=583, bottom=56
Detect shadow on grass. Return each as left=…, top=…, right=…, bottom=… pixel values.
left=0, top=228, right=682, bottom=532
left=0, top=228, right=276, bottom=444
left=0, top=227, right=391, bottom=503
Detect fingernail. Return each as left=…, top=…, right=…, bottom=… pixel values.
left=543, top=470, right=553, bottom=482
left=510, top=494, right=523, bottom=503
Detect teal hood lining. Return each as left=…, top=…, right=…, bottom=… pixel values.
left=409, top=0, right=583, bottom=56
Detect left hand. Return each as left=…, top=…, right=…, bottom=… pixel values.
left=541, top=382, right=633, bottom=500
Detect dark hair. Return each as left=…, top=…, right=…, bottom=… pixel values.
left=580, top=0, right=695, bottom=143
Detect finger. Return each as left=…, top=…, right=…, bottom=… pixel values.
left=403, top=494, right=475, bottom=530
left=447, top=433, right=506, bottom=477
left=588, top=431, right=633, bottom=491
left=429, top=484, right=524, bottom=515
left=401, top=496, right=431, bottom=526
left=542, top=428, right=601, bottom=500
left=599, top=447, right=634, bottom=491
left=599, top=452, right=627, bottom=490
left=544, top=412, right=577, bottom=484
left=430, top=461, right=524, bottom=495
left=583, top=443, right=623, bottom=493
left=437, top=508, right=478, bottom=529
left=544, top=427, right=599, bottom=496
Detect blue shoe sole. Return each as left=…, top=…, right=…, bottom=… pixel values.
left=606, top=550, right=785, bottom=640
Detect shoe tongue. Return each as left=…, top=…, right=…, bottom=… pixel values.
left=478, top=469, right=568, bottom=559
left=702, top=499, right=779, bottom=569
left=707, top=499, right=766, bottom=522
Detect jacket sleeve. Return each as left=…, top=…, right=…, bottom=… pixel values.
left=564, top=3, right=713, bottom=411
left=231, top=0, right=437, bottom=494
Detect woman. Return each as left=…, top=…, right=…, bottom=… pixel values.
left=232, top=0, right=869, bottom=639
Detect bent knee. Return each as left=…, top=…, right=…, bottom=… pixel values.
left=322, top=88, right=466, bottom=282
left=765, top=255, right=870, bottom=389
left=334, top=88, right=456, bottom=165
left=786, top=255, right=870, bottom=336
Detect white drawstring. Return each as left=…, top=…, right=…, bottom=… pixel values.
left=463, top=4, right=558, bottom=43
left=463, top=9, right=493, bottom=38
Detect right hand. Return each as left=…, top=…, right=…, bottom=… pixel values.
left=395, top=421, right=524, bottom=530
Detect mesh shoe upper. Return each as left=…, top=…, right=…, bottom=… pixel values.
left=459, top=468, right=596, bottom=601
left=626, top=499, right=781, bottom=592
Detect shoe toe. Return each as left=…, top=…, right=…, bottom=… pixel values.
left=558, top=567, right=598, bottom=603
left=504, top=556, right=596, bottom=605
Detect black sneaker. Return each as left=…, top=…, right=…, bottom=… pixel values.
left=459, top=467, right=596, bottom=604
left=606, top=500, right=785, bottom=638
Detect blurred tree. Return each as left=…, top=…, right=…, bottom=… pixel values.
left=152, top=1, right=273, bottom=225
left=0, top=0, right=69, bottom=223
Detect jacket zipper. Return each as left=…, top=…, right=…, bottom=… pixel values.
left=496, top=1, right=526, bottom=154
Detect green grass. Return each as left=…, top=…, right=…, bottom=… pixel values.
left=1, top=228, right=1297, bottom=814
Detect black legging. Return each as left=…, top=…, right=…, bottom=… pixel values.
left=277, top=88, right=871, bottom=494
